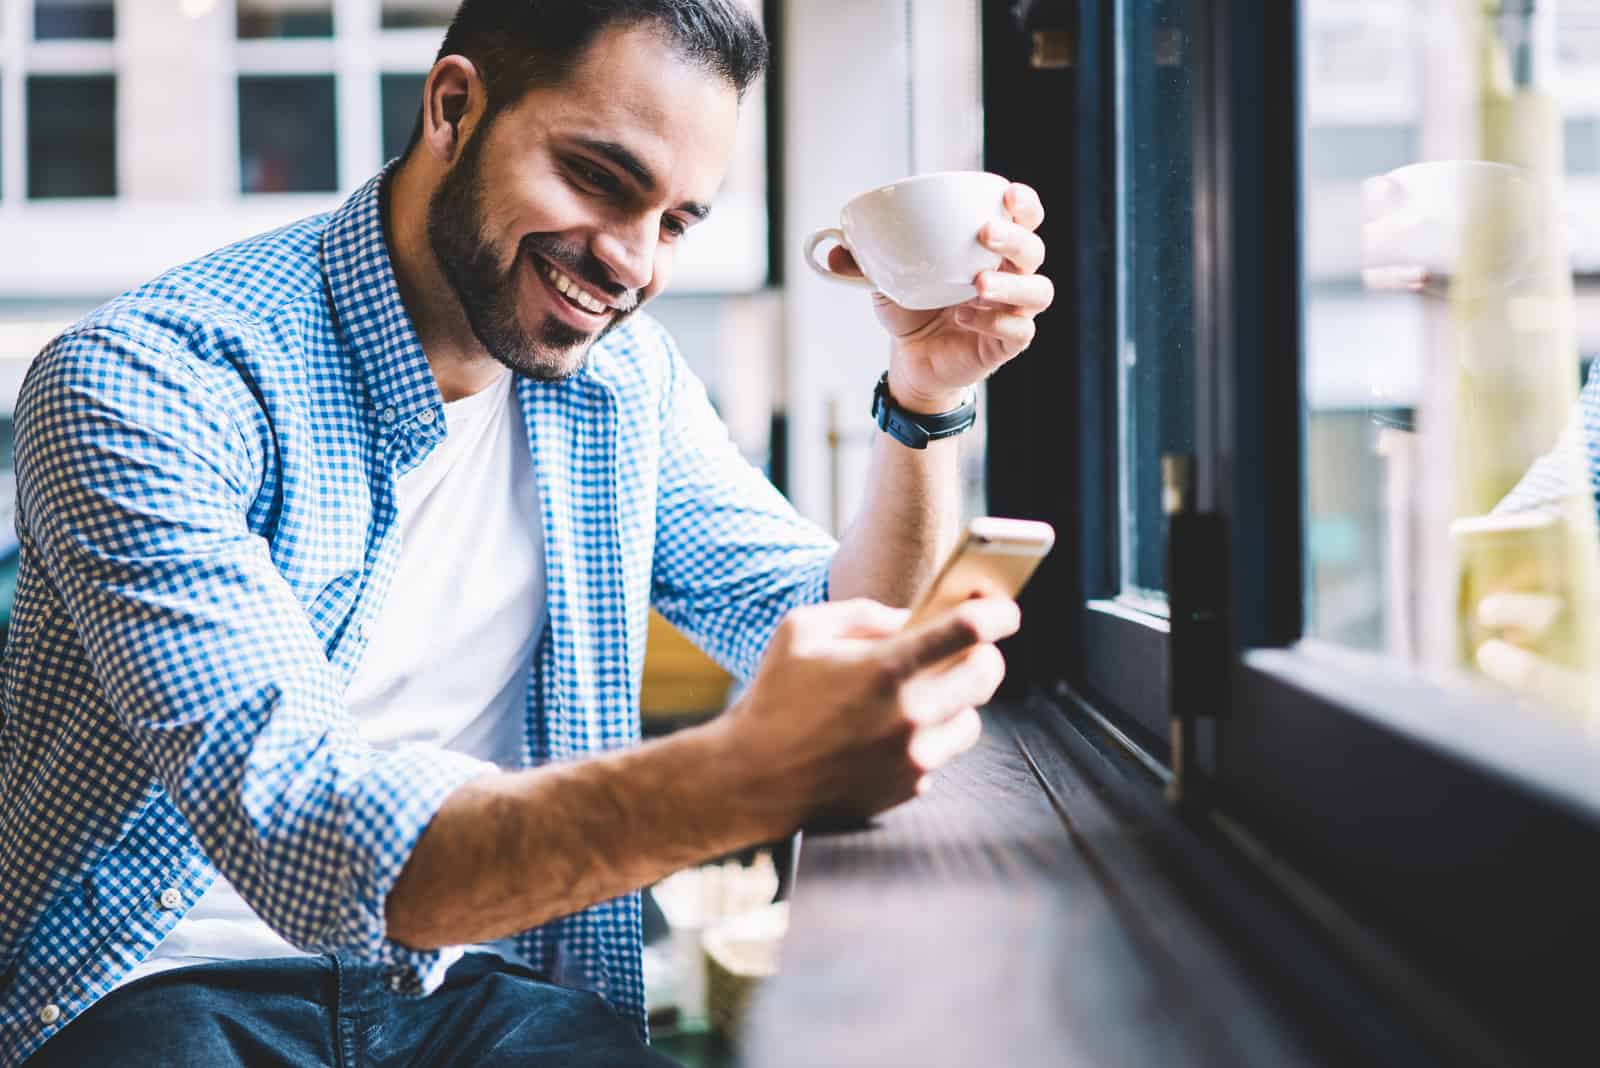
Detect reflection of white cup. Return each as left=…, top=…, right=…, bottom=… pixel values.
left=803, top=171, right=1010, bottom=310
left=1361, top=160, right=1543, bottom=290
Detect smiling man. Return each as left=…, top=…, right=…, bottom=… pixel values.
left=0, top=2, right=1052, bottom=1065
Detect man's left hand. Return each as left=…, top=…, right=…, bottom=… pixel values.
left=828, top=181, right=1053, bottom=413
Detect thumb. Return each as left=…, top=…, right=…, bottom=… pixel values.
left=885, top=597, right=1020, bottom=679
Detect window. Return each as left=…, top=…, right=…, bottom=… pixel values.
left=379, top=0, right=452, bottom=31
left=238, top=75, right=338, bottom=193
left=380, top=72, right=424, bottom=164
left=26, top=74, right=114, bottom=197
left=33, top=0, right=113, bottom=40
left=6, top=0, right=119, bottom=203
left=996, top=0, right=1600, bottom=1059
left=1115, top=0, right=1195, bottom=607
left=237, top=0, right=333, bottom=40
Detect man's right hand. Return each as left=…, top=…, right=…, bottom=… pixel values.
left=713, top=596, right=1020, bottom=834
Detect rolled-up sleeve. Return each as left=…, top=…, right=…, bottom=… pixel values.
left=13, top=326, right=494, bottom=985
left=648, top=329, right=836, bottom=679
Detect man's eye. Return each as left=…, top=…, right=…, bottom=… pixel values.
left=572, top=162, right=619, bottom=193
left=662, top=217, right=688, bottom=239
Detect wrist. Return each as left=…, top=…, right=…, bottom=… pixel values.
left=885, top=368, right=967, bottom=416
left=694, top=710, right=805, bottom=844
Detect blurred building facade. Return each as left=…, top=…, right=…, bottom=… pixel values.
left=0, top=0, right=984, bottom=534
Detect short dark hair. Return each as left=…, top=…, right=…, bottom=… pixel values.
left=400, top=0, right=768, bottom=160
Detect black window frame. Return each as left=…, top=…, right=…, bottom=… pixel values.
left=985, top=2, right=1600, bottom=1063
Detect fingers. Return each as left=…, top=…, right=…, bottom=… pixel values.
left=890, top=597, right=1020, bottom=676
left=1475, top=638, right=1590, bottom=709
left=826, top=245, right=867, bottom=279
left=973, top=270, right=1053, bottom=312
left=953, top=305, right=1037, bottom=351
left=901, top=642, right=1007, bottom=724
left=1476, top=592, right=1563, bottom=643
left=908, top=707, right=984, bottom=772
left=1004, top=182, right=1046, bottom=232
left=980, top=218, right=1047, bottom=275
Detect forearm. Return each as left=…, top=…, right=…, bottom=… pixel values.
left=385, top=717, right=778, bottom=950
left=828, top=376, right=966, bottom=607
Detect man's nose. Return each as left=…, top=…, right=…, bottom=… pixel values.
left=590, top=222, right=656, bottom=295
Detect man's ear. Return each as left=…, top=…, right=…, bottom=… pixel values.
left=421, top=55, right=486, bottom=164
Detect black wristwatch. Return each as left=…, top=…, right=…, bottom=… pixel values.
left=870, top=372, right=978, bottom=450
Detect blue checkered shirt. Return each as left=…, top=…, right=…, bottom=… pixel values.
left=0, top=173, right=834, bottom=1065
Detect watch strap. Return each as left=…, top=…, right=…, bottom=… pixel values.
left=871, top=372, right=978, bottom=449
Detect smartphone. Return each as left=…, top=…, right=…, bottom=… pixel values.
left=906, top=517, right=1056, bottom=627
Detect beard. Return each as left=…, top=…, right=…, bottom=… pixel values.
left=424, top=120, right=639, bottom=382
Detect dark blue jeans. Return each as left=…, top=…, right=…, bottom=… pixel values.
left=26, top=952, right=677, bottom=1067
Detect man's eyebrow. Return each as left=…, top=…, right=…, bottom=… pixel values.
left=574, top=137, right=711, bottom=220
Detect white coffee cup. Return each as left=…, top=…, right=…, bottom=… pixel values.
left=804, top=171, right=1010, bottom=310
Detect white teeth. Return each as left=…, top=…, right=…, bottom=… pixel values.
left=543, top=263, right=608, bottom=315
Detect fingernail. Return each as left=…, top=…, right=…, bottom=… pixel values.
left=955, top=309, right=974, bottom=323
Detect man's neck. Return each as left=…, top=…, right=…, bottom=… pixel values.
left=383, top=158, right=507, bottom=403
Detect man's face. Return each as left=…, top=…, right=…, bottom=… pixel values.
left=426, top=24, right=742, bottom=381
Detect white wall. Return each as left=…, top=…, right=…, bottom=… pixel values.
left=780, top=0, right=981, bottom=531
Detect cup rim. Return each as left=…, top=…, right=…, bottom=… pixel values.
left=845, top=170, right=1009, bottom=209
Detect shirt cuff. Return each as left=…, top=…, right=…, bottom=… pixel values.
left=339, top=744, right=497, bottom=993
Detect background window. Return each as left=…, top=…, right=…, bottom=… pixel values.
left=237, top=0, right=333, bottom=39
left=380, top=0, right=454, bottom=30
left=27, top=75, right=116, bottom=198
left=381, top=73, right=426, bottom=165
left=1117, top=0, right=1195, bottom=604
left=238, top=75, right=338, bottom=193
left=33, top=0, right=113, bottom=40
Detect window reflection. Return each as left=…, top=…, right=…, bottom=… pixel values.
left=34, top=0, right=113, bottom=40
left=381, top=73, right=426, bottom=164
left=237, top=75, right=337, bottom=193
left=237, top=0, right=333, bottom=39
left=1304, top=0, right=1600, bottom=715
left=27, top=75, right=116, bottom=198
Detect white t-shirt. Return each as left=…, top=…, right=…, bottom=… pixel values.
left=116, top=369, right=546, bottom=989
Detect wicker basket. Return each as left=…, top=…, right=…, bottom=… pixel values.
left=702, top=902, right=790, bottom=1044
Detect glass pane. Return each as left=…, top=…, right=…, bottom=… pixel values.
left=1303, top=0, right=1600, bottom=715
left=381, top=73, right=426, bottom=164
left=27, top=75, right=116, bottom=198
left=1116, top=0, right=1195, bottom=604
left=237, top=0, right=333, bottom=39
left=237, top=75, right=337, bottom=193
left=34, top=0, right=113, bottom=39
left=380, top=0, right=454, bottom=30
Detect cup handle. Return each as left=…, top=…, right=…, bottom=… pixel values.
left=803, top=228, right=876, bottom=288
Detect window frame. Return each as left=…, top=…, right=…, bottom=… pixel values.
left=987, top=1, right=1600, bottom=1062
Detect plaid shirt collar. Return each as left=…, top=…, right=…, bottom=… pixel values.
left=322, top=170, right=448, bottom=427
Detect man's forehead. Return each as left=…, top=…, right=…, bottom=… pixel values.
left=533, top=33, right=741, bottom=193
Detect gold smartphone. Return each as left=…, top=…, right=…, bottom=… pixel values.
left=906, top=517, right=1056, bottom=627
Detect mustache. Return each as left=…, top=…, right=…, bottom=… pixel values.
left=522, top=235, right=640, bottom=314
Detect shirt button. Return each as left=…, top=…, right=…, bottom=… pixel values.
left=380, top=407, right=398, bottom=425
left=158, top=888, right=183, bottom=910
left=39, top=1004, right=60, bottom=1026
left=418, top=408, right=437, bottom=426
